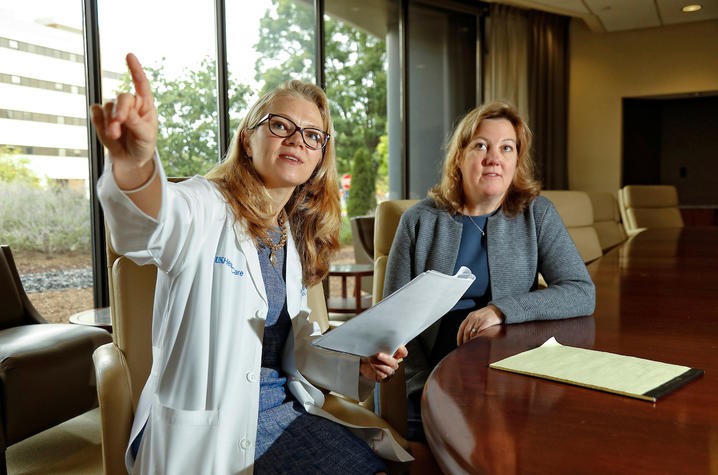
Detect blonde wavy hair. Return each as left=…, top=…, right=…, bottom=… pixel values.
left=206, top=80, right=340, bottom=287
left=429, top=101, right=540, bottom=216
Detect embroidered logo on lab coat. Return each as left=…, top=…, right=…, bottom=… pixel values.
left=214, top=256, right=244, bottom=276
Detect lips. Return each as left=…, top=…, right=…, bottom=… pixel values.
left=279, top=153, right=302, bottom=164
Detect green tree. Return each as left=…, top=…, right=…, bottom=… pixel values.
left=118, top=57, right=252, bottom=176
left=254, top=0, right=388, bottom=175
left=347, top=147, right=376, bottom=217
left=0, top=147, right=40, bottom=186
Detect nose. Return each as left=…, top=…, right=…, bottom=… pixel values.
left=484, top=147, right=501, bottom=165
left=283, top=129, right=304, bottom=147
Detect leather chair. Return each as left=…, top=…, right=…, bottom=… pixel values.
left=540, top=190, right=603, bottom=263
left=618, top=185, right=684, bottom=236
left=586, top=191, right=627, bottom=252
left=0, top=245, right=112, bottom=472
left=371, top=200, right=419, bottom=438
left=93, top=243, right=408, bottom=475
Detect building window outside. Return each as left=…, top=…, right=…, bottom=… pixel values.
left=0, top=0, right=98, bottom=323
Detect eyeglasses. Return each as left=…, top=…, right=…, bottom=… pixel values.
left=249, top=113, right=330, bottom=150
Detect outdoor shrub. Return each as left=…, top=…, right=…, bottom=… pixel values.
left=347, top=147, right=376, bottom=217
left=0, top=182, right=91, bottom=254
left=339, top=215, right=353, bottom=246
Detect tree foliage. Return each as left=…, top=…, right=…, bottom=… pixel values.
left=0, top=146, right=40, bottom=186
left=117, top=58, right=252, bottom=177
left=347, top=147, right=376, bottom=217
left=255, top=0, right=388, bottom=174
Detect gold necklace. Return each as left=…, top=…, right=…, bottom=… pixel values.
left=262, top=210, right=288, bottom=267
left=466, top=215, right=486, bottom=236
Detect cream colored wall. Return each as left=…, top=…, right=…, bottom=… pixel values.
left=568, top=19, right=718, bottom=193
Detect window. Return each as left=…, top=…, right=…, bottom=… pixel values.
left=225, top=0, right=316, bottom=132
left=99, top=0, right=220, bottom=176
left=0, top=0, right=94, bottom=322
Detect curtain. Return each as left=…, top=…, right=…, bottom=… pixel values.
left=484, top=4, right=529, bottom=121
left=528, top=10, right=570, bottom=189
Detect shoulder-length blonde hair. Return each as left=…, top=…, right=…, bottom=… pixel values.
left=429, top=101, right=540, bottom=216
left=206, top=80, right=340, bottom=287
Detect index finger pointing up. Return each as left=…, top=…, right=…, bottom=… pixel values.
left=126, top=53, right=153, bottom=109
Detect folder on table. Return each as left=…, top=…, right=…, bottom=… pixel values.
left=489, top=337, right=704, bottom=402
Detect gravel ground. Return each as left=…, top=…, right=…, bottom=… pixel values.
left=21, top=268, right=93, bottom=293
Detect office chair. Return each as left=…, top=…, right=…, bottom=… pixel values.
left=618, top=185, right=684, bottom=236
left=586, top=191, right=626, bottom=252
left=540, top=190, right=603, bottom=263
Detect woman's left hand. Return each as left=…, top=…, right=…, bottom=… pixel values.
left=360, top=346, right=408, bottom=382
left=457, top=305, right=504, bottom=346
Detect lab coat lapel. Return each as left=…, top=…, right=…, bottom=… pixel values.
left=285, top=227, right=304, bottom=316
left=233, top=221, right=267, bottom=305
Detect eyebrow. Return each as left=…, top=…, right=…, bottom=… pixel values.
left=473, top=136, right=517, bottom=144
left=274, top=113, right=324, bottom=131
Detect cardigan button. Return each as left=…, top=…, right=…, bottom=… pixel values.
left=246, top=372, right=259, bottom=383
left=239, top=438, right=252, bottom=450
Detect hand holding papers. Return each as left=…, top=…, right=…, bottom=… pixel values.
left=312, top=267, right=475, bottom=358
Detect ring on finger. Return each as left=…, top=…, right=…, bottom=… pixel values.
left=471, top=327, right=478, bottom=333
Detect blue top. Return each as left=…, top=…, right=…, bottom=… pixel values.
left=257, top=229, right=292, bottom=412
left=430, top=213, right=492, bottom=366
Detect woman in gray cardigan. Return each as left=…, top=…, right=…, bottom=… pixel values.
left=383, top=102, right=595, bottom=445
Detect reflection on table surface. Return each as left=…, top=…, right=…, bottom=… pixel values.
left=422, top=227, right=718, bottom=475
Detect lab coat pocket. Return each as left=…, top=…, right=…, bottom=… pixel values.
left=142, top=402, right=219, bottom=475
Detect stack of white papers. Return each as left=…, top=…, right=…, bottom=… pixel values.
left=312, top=267, right=475, bottom=357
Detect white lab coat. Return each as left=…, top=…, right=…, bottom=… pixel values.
left=98, top=155, right=411, bottom=474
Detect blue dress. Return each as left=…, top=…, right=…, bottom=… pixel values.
left=253, top=230, right=385, bottom=474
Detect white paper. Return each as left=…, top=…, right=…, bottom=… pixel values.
left=312, top=267, right=475, bottom=357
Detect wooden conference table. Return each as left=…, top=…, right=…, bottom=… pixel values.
left=422, top=227, right=718, bottom=474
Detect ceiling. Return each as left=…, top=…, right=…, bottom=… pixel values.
left=483, top=0, right=718, bottom=32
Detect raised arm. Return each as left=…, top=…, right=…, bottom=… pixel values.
left=90, top=53, right=160, bottom=218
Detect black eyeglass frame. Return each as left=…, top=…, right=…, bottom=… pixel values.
left=249, top=113, right=331, bottom=151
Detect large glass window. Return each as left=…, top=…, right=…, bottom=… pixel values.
left=0, top=0, right=94, bottom=322
left=225, top=0, right=315, bottom=129
left=98, top=0, right=222, bottom=176
left=325, top=0, right=398, bottom=218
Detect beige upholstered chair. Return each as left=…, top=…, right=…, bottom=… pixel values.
left=371, top=200, right=419, bottom=438
left=350, top=215, right=375, bottom=295
left=618, top=185, right=684, bottom=236
left=586, top=191, right=627, bottom=252
left=93, top=240, right=407, bottom=475
left=540, top=190, right=603, bottom=263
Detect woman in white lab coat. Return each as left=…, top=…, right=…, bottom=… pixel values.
left=91, top=53, right=409, bottom=475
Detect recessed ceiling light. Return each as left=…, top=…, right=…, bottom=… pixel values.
left=682, top=4, right=703, bottom=12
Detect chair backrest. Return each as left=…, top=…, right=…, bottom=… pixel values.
left=0, top=245, right=44, bottom=330
left=586, top=191, right=626, bottom=252
left=371, top=199, right=418, bottom=438
left=540, top=190, right=603, bottom=263
left=618, top=185, right=684, bottom=235
left=373, top=200, right=419, bottom=304
left=110, top=255, right=155, bottom=412
left=350, top=216, right=375, bottom=295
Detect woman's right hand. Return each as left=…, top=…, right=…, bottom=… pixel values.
left=90, top=53, right=158, bottom=187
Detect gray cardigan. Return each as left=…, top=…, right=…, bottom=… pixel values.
left=383, top=197, right=596, bottom=396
